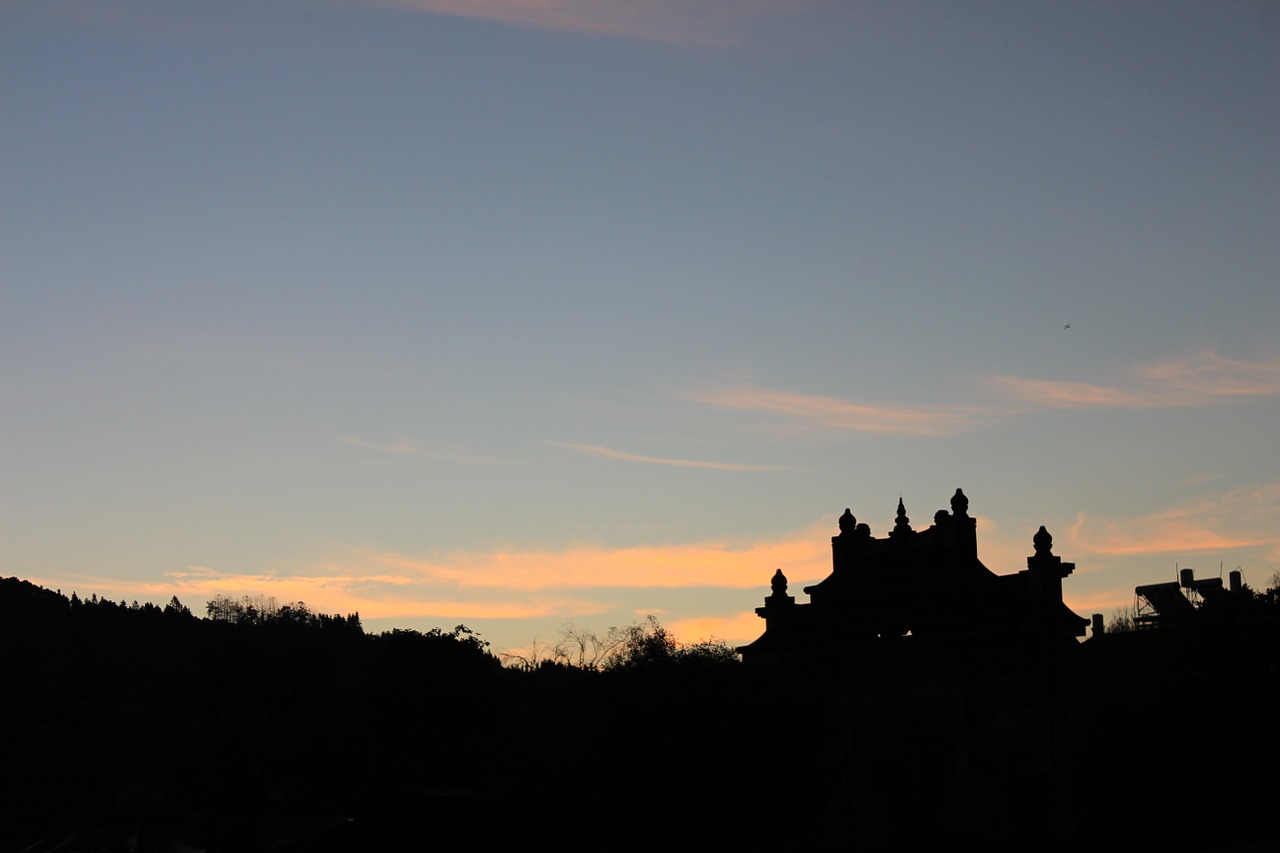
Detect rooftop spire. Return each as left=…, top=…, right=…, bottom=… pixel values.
left=891, top=497, right=913, bottom=540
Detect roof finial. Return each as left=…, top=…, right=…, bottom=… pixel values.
left=1033, top=525, right=1053, bottom=556
left=951, top=488, right=969, bottom=517
left=763, top=568, right=795, bottom=608
left=838, top=508, right=856, bottom=536
left=891, top=497, right=913, bottom=540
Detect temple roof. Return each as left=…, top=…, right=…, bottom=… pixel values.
left=740, top=489, right=1089, bottom=660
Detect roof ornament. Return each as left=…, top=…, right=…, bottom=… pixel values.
left=1033, top=525, right=1053, bottom=556
left=838, top=508, right=857, bottom=536
left=891, top=497, right=913, bottom=540
left=762, top=568, right=795, bottom=608
left=951, top=488, right=969, bottom=517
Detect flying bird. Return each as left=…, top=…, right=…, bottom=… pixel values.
left=1064, top=323, right=1071, bottom=329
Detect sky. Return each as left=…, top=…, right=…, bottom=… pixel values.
left=2, top=0, right=1277, bottom=656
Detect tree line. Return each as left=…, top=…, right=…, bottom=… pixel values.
left=5, top=572, right=1278, bottom=851
left=0, top=577, right=758, bottom=850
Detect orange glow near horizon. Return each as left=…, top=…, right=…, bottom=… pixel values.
left=25, top=481, right=1275, bottom=651
left=369, top=526, right=833, bottom=591
left=27, top=520, right=838, bottom=632
left=669, top=611, right=764, bottom=646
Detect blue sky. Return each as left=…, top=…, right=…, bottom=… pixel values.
left=3, top=0, right=1277, bottom=653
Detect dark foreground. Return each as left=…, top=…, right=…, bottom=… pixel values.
left=3, top=578, right=1278, bottom=851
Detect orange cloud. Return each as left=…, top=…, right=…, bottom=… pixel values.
left=685, top=384, right=988, bottom=436
left=684, top=351, right=1278, bottom=437
left=669, top=611, right=763, bottom=646
left=1137, top=351, right=1280, bottom=397
left=553, top=442, right=800, bottom=472
left=370, top=524, right=832, bottom=590
left=374, top=0, right=805, bottom=46
left=43, top=567, right=611, bottom=621
left=1061, top=590, right=1139, bottom=628
left=1066, top=481, right=1280, bottom=557
left=991, top=351, right=1280, bottom=410
left=30, top=521, right=838, bottom=626
left=987, top=376, right=1164, bottom=409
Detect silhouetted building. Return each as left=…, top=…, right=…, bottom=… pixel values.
left=741, top=488, right=1087, bottom=661
left=1132, top=566, right=1247, bottom=629
left=740, top=489, right=1088, bottom=844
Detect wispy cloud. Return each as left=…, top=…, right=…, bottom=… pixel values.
left=988, top=377, right=1165, bottom=409
left=553, top=442, right=800, bottom=471
left=991, top=351, right=1280, bottom=411
left=1066, top=481, right=1280, bottom=558
left=683, top=351, right=1278, bottom=438
left=1176, top=472, right=1224, bottom=488
left=374, top=0, right=806, bottom=45
left=686, top=384, right=989, bottom=436
left=33, top=521, right=835, bottom=625
left=340, top=435, right=504, bottom=465
left=1138, top=351, right=1280, bottom=397
left=371, top=525, right=832, bottom=590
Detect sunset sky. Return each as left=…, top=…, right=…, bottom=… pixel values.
left=3, top=0, right=1277, bottom=655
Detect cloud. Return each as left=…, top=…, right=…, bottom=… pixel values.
left=685, top=384, right=988, bottom=436
left=340, top=435, right=504, bottom=465
left=553, top=442, right=800, bottom=471
left=1138, top=351, right=1280, bottom=397
left=60, top=566, right=611, bottom=621
left=682, top=350, right=1277, bottom=439
left=371, top=524, right=832, bottom=590
left=1062, top=589, right=1137, bottom=620
left=669, top=611, right=764, bottom=646
left=373, top=0, right=806, bottom=45
left=34, top=520, right=836, bottom=626
left=1176, top=472, right=1224, bottom=488
left=990, top=351, right=1280, bottom=411
left=987, top=377, right=1165, bottom=409
left=1066, top=481, right=1280, bottom=558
